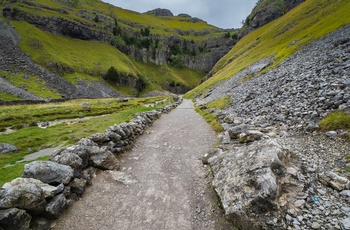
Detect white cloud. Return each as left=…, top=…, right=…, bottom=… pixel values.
left=103, top=0, right=257, bottom=28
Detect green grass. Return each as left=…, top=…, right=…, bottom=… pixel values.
left=194, top=106, right=223, bottom=133
left=0, top=96, right=172, bottom=186
left=0, top=92, right=21, bottom=101
left=319, top=111, right=350, bottom=131
left=185, top=0, right=350, bottom=98
left=207, top=96, right=230, bottom=110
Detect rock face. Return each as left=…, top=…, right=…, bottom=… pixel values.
left=209, top=139, right=304, bottom=229
left=144, top=8, right=174, bottom=17
left=240, top=0, right=305, bottom=37
left=0, top=100, right=182, bottom=229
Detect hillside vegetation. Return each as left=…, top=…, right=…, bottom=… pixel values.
left=0, top=0, right=235, bottom=100
left=186, top=0, right=350, bottom=98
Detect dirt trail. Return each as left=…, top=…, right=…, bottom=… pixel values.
left=53, top=99, right=231, bottom=230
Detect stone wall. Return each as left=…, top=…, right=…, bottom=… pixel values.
left=0, top=100, right=182, bottom=230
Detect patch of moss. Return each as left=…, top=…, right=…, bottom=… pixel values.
left=207, top=96, right=230, bottom=110
left=319, top=111, right=350, bottom=131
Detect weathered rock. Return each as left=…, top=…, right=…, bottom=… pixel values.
left=44, top=194, right=67, bottom=220
left=50, top=147, right=83, bottom=170
left=227, top=124, right=251, bottom=139
left=0, top=181, right=46, bottom=212
left=209, top=139, right=304, bottom=229
left=81, top=102, right=91, bottom=112
left=90, top=150, right=120, bottom=170
left=108, top=171, right=137, bottom=186
left=318, top=171, right=350, bottom=191
left=238, top=130, right=265, bottom=143
left=0, top=208, right=31, bottom=230
left=87, top=133, right=109, bottom=145
left=0, top=143, right=18, bottom=154
left=2, top=178, right=58, bottom=199
left=69, top=178, right=87, bottom=196
left=22, top=161, right=74, bottom=185
left=342, top=217, right=350, bottom=230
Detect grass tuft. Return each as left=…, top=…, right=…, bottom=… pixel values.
left=319, top=111, right=350, bottom=131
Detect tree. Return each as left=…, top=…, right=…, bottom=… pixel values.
left=103, top=66, right=119, bottom=82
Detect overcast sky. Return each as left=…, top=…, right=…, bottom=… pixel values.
left=103, top=0, right=257, bottom=29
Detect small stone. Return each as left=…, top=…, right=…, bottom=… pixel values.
left=311, top=222, right=321, bottom=229
left=294, top=199, right=306, bottom=208
left=342, top=217, right=350, bottom=230
left=325, top=131, right=337, bottom=138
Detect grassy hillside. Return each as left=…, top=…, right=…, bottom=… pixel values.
left=0, top=0, right=227, bottom=99
left=186, top=0, right=350, bottom=98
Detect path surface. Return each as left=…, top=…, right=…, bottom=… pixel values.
left=53, top=99, right=232, bottom=230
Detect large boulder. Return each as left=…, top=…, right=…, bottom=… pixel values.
left=0, top=181, right=47, bottom=213
left=2, top=178, right=59, bottom=199
left=208, top=139, right=305, bottom=229
left=0, top=143, right=18, bottom=154
left=0, top=208, right=31, bottom=230
left=22, top=161, right=74, bottom=185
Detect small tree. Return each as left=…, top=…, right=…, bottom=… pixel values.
left=104, top=66, right=119, bottom=82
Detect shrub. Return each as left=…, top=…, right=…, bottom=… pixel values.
left=104, top=66, right=119, bottom=82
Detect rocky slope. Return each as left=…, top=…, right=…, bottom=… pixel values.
left=196, top=24, right=350, bottom=229
left=0, top=18, right=121, bottom=100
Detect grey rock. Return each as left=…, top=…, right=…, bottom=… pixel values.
left=325, top=131, right=337, bottom=138
left=209, top=139, right=304, bottom=229
left=108, top=171, right=137, bottom=186
left=22, top=161, right=74, bottom=185
left=340, top=190, right=350, bottom=198
left=0, top=143, right=18, bottom=154
left=0, top=181, right=46, bottom=212
left=227, top=124, right=251, bottom=139
left=2, top=178, right=58, bottom=199
left=311, top=222, right=321, bottom=229
left=238, top=130, right=264, bottom=143
left=319, top=171, right=350, bottom=191
left=90, top=150, right=120, bottom=170
left=69, top=178, right=87, bottom=195
left=50, top=147, right=83, bottom=170
left=342, top=217, right=350, bottom=230
left=0, top=208, right=31, bottom=230
left=44, top=194, right=67, bottom=219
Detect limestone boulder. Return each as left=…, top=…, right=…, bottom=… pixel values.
left=208, top=139, right=305, bottom=229
left=44, top=194, right=67, bottom=220
left=0, top=181, right=46, bottom=212
left=22, top=161, right=74, bottom=185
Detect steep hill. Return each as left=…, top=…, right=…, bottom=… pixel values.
left=0, top=0, right=235, bottom=100
left=186, top=0, right=350, bottom=229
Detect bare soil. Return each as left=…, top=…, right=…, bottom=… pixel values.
left=52, top=99, right=232, bottom=230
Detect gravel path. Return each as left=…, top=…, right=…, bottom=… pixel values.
left=53, top=99, right=232, bottom=230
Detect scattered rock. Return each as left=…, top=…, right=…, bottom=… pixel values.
left=0, top=143, right=18, bottom=154
left=44, top=194, right=67, bottom=220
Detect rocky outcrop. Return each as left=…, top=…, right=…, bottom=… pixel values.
left=144, top=8, right=174, bottom=17
left=197, top=25, right=350, bottom=229
left=0, top=99, right=182, bottom=229
left=239, top=0, right=304, bottom=38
